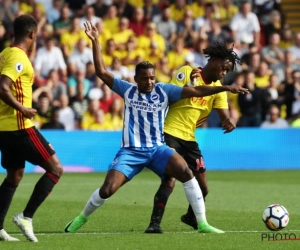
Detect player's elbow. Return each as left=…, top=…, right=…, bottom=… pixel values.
left=0, top=84, right=8, bottom=99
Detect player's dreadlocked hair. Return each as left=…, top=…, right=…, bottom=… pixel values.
left=203, top=42, right=241, bottom=71
left=135, top=61, right=154, bottom=75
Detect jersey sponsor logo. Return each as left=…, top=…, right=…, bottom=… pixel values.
left=151, top=94, right=159, bottom=101
left=190, top=96, right=208, bottom=106
left=176, top=72, right=185, bottom=81
left=129, top=99, right=162, bottom=112
left=15, top=62, right=24, bottom=73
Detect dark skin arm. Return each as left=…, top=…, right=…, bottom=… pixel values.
left=181, top=84, right=248, bottom=99
left=216, top=108, right=236, bottom=134
left=84, top=21, right=114, bottom=89
left=182, top=68, right=249, bottom=98
left=0, top=75, right=36, bottom=119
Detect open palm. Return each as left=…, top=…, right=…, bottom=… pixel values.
left=84, top=21, right=98, bottom=41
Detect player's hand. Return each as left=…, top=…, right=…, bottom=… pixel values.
left=189, top=68, right=201, bottom=86
left=190, top=68, right=201, bottom=81
left=22, top=108, right=37, bottom=119
left=84, top=21, right=99, bottom=41
left=228, top=86, right=249, bottom=94
left=222, top=118, right=236, bottom=134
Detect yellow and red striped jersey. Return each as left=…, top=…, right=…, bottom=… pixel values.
left=0, top=46, right=34, bottom=131
left=164, top=65, right=228, bottom=141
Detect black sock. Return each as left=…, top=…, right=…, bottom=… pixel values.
left=23, top=173, right=60, bottom=218
left=187, top=205, right=196, bottom=219
left=0, top=179, right=18, bottom=229
left=149, top=184, right=173, bottom=225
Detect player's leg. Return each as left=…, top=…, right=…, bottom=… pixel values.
left=0, top=131, right=27, bottom=241
left=144, top=177, right=175, bottom=233
left=0, top=167, right=24, bottom=242
left=12, top=127, right=63, bottom=242
left=181, top=146, right=208, bottom=229
left=181, top=171, right=208, bottom=229
left=161, top=150, right=224, bottom=233
left=64, top=148, right=146, bottom=233
left=64, top=169, right=128, bottom=233
left=145, top=134, right=180, bottom=233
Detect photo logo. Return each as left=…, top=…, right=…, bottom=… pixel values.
left=261, top=232, right=300, bottom=242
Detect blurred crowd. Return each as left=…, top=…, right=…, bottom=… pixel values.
left=1, top=0, right=300, bottom=130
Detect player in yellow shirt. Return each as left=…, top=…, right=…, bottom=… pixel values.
left=145, top=42, right=242, bottom=233
left=0, top=14, right=63, bottom=242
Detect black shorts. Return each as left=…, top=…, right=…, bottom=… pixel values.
left=164, top=133, right=206, bottom=173
left=0, top=127, right=55, bottom=169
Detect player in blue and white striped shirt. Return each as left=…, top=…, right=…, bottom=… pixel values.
left=64, top=21, right=248, bottom=234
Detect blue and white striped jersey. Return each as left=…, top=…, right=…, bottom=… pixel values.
left=112, top=76, right=183, bottom=148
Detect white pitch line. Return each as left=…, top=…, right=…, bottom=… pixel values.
left=9, top=230, right=300, bottom=236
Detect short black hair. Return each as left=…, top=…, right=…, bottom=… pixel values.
left=203, top=42, right=241, bottom=71
left=14, top=14, right=37, bottom=41
left=135, top=61, right=154, bottom=75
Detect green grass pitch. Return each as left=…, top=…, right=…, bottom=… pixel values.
left=1, top=170, right=300, bottom=250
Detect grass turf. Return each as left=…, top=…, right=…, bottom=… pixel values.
left=1, top=170, right=300, bottom=250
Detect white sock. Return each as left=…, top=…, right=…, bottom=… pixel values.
left=82, top=188, right=107, bottom=217
left=183, top=177, right=207, bottom=223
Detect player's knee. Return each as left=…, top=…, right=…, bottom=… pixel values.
left=161, top=178, right=175, bottom=192
left=52, top=160, right=63, bottom=177
left=100, top=184, right=116, bottom=199
left=178, top=166, right=194, bottom=182
left=7, top=168, right=24, bottom=185
left=50, top=156, right=63, bottom=177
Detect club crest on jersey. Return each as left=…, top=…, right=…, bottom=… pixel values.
left=15, top=63, right=24, bottom=73
left=176, top=72, right=185, bottom=81
left=111, top=158, right=118, bottom=166
left=151, top=94, right=159, bottom=101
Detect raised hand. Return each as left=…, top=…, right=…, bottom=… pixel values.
left=84, top=21, right=99, bottom=41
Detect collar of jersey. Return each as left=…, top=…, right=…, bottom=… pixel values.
left=199, top=70, right=211, bottom=85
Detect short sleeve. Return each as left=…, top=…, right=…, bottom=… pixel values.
left=158, top=83, right=182, bottom=103
left=1, top=53, right=24, bottom=82
left=169, top=65, right=193, bottom=87
left=112, top=76, right=135, bottom=97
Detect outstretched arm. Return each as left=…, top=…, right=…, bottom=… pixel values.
left=0, top=75, right=36, bottom=119
left=181, top=85, right=249, bottom=99
left=84, top=21, right=114, bottom=89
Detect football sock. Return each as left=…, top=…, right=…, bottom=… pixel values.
left=183, top=177, right=207, bottom=223
left=23, top=172, right=60, bottom=218
left=187, top=205, right=195, bottom=218
left=0, top=179, right=18, bottom=229
left=82, top=189, right=107, bottom=217
left=149, top=184, right=173, bottom=225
